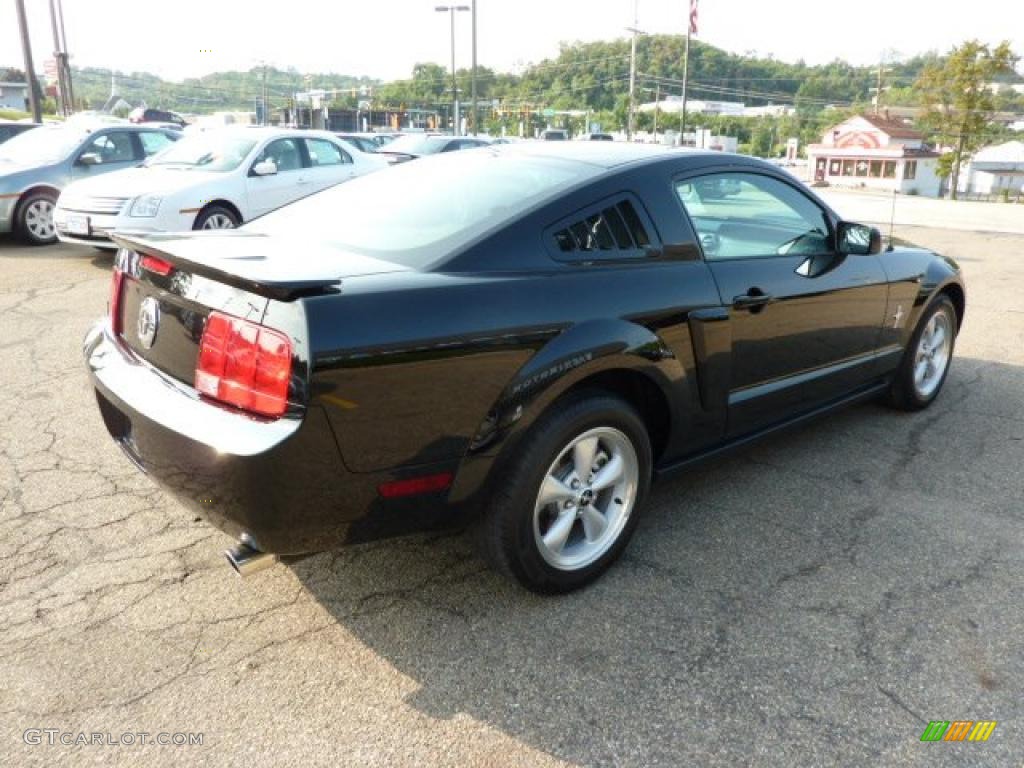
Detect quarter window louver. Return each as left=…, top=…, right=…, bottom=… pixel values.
left=552, top=200, right=651, bottom=256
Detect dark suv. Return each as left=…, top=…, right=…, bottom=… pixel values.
left=129, top=108, right=187, bottom=128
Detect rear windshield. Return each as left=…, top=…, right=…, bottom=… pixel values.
left=245, top=149, right=602, bottom=269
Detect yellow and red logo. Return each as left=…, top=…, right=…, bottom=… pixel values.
left=920, top=721, right=997, bottom=742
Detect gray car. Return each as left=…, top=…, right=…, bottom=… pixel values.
left=0, top=122, right=180, bottom=245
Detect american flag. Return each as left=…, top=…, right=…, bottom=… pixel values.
left=689, top=0, right=699, bottom=35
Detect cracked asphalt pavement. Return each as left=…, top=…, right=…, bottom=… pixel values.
left=1, top=227, right=1022, bottom=767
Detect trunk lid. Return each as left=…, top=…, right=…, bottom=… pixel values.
left=110, top=231, right=409, bottom=390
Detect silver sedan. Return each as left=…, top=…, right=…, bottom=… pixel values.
left=0, top=121, right=179, bottom=245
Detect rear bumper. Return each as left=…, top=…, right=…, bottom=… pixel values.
left=84, top=320, right=459, bottom=554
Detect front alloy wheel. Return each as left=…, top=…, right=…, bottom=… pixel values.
left=912, top=310, right=952, bottom=399
left=193, top=205, right=240, bottom=231
left=888, top=294, right=957, bottom=411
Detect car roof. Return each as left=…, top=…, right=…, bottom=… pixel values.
left=486, top=141, right=734, bottom=169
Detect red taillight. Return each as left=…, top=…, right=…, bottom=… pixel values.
left=109, top=268, right=125, bottom=335
left=140, top=254, right=173, bottom=276
left=195, top=311, right=293, bottom=418
left=377, top=472, right=454, bottom=499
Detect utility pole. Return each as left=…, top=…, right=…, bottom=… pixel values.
left=15, top=0, right=42, bottom=123
left=874, top=61, right=882, bottom=115
left=653, top=82, right=660, bottom=138
left=47, top=0, right=72, bottom=116
left=679, top=21, right=692, bottom=144
left=470, top=0, right=478, bottom=136
left=627, top=0, right=639, bottom=142
left=873, top=51, right=895, bottom=116
left=55, top=0, right=73, bottom=110
left=262, top=63, right=268, bottom=125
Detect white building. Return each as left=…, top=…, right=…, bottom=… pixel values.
left=807, top=114, right=942, bottom=197
left=0, top=82, right=29, bottom=111
left=959, top=140, right=1024, bottom=196
left=638, top=97, right=745, bottom=117
left=743, top=105, right=795, bottom=118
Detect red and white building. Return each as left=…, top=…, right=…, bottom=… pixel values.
left=807, top=114, right=942, bottom=197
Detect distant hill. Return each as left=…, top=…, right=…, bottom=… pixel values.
left=17, top=36, right=1020, bottom=118
left=70, top=65, right=378, bottom=114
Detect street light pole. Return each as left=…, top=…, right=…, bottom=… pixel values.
left=471, top=0, right=477, bottom=136
left=436, top=5, right=469, bottom=136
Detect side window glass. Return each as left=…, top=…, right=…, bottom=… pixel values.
left=140, top=131, right=173, bottom=157
left=255, top=138, right=304, bottom=173
left=306, top=138, right=348, bottom=166
left=676, top=173, right=831, bottom=261
left=82, top=132, right=135, bottom=164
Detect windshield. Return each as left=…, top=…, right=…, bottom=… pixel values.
left=145, top=133, right=257, bottom=171
left=381, top=135, right=449, bottom=156
left=0, top=127, right=86, bottom=164
left=245, top=149, right=602, bottom=269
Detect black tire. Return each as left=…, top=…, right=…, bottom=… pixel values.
left=477, top=392, right=652, bottom=594
left=193, top=204, right=240, bottom=230
left=15, top=190, right=58, bottom=245
left=887, top=294, right=957, bottom=411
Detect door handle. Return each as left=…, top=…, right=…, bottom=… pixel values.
left=733, top=290, right=773, bottom=310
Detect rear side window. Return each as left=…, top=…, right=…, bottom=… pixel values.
left=139, top=131, right=174, bottom=156
left=307, top=138, right=351, bottom=166
left=81, top=132, right=137, bottom=164
left=548, top=196, right=655, bottom=261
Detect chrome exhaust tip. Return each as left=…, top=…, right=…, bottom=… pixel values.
left=224, top=539, right=277, bottom=578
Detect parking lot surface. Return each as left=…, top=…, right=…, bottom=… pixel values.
left=1, top=226, right=1022, bottom=767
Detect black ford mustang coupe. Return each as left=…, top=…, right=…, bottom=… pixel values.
left=85, top=143, right=964, bottom=593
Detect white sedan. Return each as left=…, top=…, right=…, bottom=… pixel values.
left=54, top=127, right=386, bottom=247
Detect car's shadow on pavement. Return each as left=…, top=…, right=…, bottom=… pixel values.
left=288, top=356, right=1024, bottom=766
left=0, top=234, right=114, bottom=269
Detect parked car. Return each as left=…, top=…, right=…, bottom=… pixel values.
left=334, top=133, right=380, bottom=153
left=0, top=122, right=181, bottom=244
left=55, top=128, right=385, bottom=248
left=129, top=107, right=187, bottom=128
left=586, top=132, right=614, bottom=141
left=0, top=120, right=40, bottom=145
left=85, top=143, right=964, bottom=593
left=377, top=134, right=490, bottom=163
left=371, top=132, right=402, bottom=146
left=541, top=129, right=569, bottom=141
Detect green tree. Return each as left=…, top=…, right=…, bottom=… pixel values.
left=915, top=40, right=1019, bottom=198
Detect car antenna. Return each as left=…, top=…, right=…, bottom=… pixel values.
left=886, top=190, right=896, bottom=251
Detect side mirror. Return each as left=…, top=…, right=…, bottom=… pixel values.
left=251, top=159, right=277, bottom=177
left=837, top=221, right=882, bottom=255
left=78, top=152, right=101, bottom=166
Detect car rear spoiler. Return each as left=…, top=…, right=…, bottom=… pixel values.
left=111, top=233, right=342, bottom=301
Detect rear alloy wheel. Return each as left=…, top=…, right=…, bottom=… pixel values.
left=888, top=295, right=957, bottom=410
left=533, top=427, right=639, bottom=571
left=194, top=205, right=240, bottom=230
left=478, top=393, right=652, bottom=593
left=17, top=191, right=58, bottom=245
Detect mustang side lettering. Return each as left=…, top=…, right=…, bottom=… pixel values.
left=85, top=144, right=965, bottom=593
